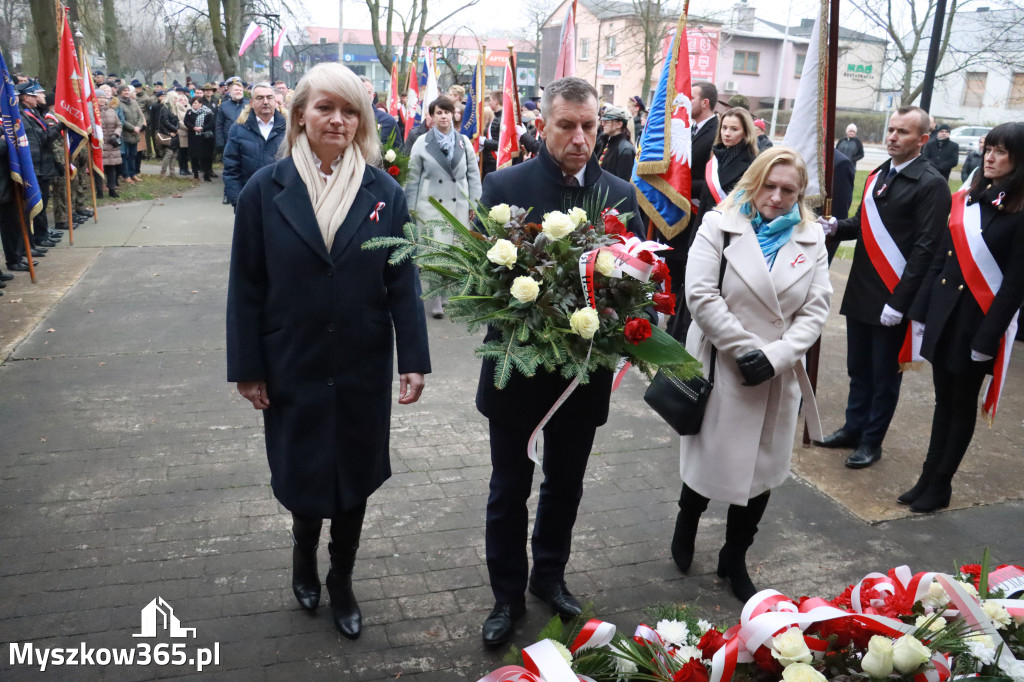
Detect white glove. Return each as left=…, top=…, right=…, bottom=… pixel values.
left=971, top=350, right=993, bottom=361
left=817, top=215, right=837, bottom=236
left=880, top=304, right=903, bottom=327
left=515, top=124, right=527, bottom=137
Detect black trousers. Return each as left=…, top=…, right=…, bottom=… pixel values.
left=924, top=362, right=988, bottom=476
left=843, top=317, right=906, bottom=446
left=1, top=200, right=25, bottom=266
left=484, top=420, right=596, bottom=605
left=30, top=182, right=50, bottom=242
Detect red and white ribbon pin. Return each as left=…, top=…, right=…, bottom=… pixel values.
left=790, top=254, right=806, bottom=267
left=370, top=201, right=386, bottom=222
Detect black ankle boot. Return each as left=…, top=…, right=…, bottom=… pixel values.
left=897, top=469, right=933, bottom=505
left=291, top=515, right=323, bottom=610
left=671, top=484, right=709, bottom=573
left=909, top=475, right=952, bottom=513
left=326, top=543, right=361, bottom=639
left=717, top=491, right=770, bottom=603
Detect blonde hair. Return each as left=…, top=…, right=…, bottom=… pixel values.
left=715, top=146, right=813, bottom=224
left=284, top=63, right=381, bottom=165
left=715, top=107, right=760, bottom=158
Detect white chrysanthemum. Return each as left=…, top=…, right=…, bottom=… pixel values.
left=1001, top=659, right=1024, bottom=682
left=697, top=619, right=714, bottom=635
left=982, top=600, right=1012, bottom=629
left=923, top=581, right=949, bottom=610
left=958, top=581, right=980, bottom=598
left=967, top=639, right=996, bottom=665
left=656, top=619, right=690, bottom=647
left=914, top=615, right=947, bottom=632
left=675, top=645, right=703, bottom=662
left=609, top=644, right=639, bottom=677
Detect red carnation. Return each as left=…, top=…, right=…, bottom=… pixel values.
left=636, top=250, right=656, bottom=265
left=697, top=629, right=727, bottom=659
left=653, top=292, right=676, bottom=315
left=673, top=659, right=710, bottom=682
left=753, top=646, right=783, bottom=674
left=624, top=317, right=652, bottom=345
left=651, top=260, right=670, bottom=283
left=604, top=213, right=626, bottom=235
left=387, top=165, right=401, bottom=176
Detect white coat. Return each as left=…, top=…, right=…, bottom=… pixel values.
left=681, top=209, right=832, bottom=506
left=404, top=130, right=482, bottom=241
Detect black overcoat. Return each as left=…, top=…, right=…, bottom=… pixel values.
left=696, top=145, right=755, bottom=228
left=475, top=143, right=644, bottom=429
left=226, top=157, right=431, bottom=517
left=596, top=133, right=636, bottom=182
left=835, top=155, right=952, bottom=324
left=908, top=188, right=1024, bottom=374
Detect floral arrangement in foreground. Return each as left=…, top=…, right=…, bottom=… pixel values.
left=362, top=193, right=701, bottom=388
left=381, top=129, right=409, bottom=184
left=479, top=554, right=1024, bottom=682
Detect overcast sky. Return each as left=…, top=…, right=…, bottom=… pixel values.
left=300, top=0, right=881, bottom=43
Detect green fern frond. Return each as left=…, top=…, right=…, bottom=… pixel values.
left=361, top=236, right=414, bottom=251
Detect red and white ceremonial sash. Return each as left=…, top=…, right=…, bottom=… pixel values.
left=860, top=170, right=916, bottom=366
left=705, top=156, right=726, bottom=206
left=948, top=189, right=1019, bottom=422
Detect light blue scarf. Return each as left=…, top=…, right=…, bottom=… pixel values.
left=737, top=192, right=802, bottom=269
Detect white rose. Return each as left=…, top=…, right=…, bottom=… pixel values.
left=568, top=206, right=588, bottom=226
left=772, top=627, right=813, bottom=666
left=542, top=211, right=576, bottom=240
left=488, top=203, right=512, bottom=224
left=892, top=635, right=932, bottom=674
left=914, top=615, right=947, bottom=632
left=781, top=663, right=827, bottom=682
left=569, top=307, right=600, bottom=339
left=595, top=251, right=618, bottom=277
left=861, top=636, right=894, bottom=678
left=982, top=601, right=1012, bottom=629
left=510, top=276, right=540, bottom=304
left=487, top=239, right=518, bottom=269
left=656, top=619, right=690, bottom=647
left=384, top=149, right=397, bottom=163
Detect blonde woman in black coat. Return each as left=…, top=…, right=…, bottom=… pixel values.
left=226, top=63, right=431, bottom=639
left=903, top=122, right=1024, bottom=513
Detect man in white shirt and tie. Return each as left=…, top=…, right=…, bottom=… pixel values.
left=223, top=82, right=287, bottom=208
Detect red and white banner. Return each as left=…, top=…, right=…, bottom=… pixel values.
left=239, top=22, right=263, bottom=57
left=273, top=25, right=288, bottom=57
left=53, top=9, right=90, bottom=151
left=496, top=58, right=521, bottom=169
left=781, top=2, right=828, bottom=206
left=553, top=1, right=576, bottom=79
left=948, top=189, right=1019, bottom=422
left=78, top=45, right=105, bottom=178
left=387, top=63, right=400, bottom=119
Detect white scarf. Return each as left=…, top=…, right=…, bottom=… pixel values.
left=292, top=132, right=365, bottom=251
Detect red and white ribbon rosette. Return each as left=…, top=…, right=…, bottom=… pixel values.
left=476, top=620, right=616, bottom=682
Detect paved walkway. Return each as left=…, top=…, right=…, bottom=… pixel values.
left=1, top=179, right=1022, bottom=680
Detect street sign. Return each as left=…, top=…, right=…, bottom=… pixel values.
left=282, top=59, right=294, bottom=73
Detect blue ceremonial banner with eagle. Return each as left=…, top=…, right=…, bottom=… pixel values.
left=632, top=11, right=693, bottom=240
left=1, top=52, right=43, bottom=219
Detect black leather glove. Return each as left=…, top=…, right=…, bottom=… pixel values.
left=736, top=350, right=775, bottom=386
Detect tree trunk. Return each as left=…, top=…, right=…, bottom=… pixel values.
left=208, top=0, right=239, bottom=79
left=101, top=0, right=120, bottom=74
left=28, top=0, right=58, bottom=87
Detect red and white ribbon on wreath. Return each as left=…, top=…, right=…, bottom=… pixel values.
left=570, top=619, right=617, bottom=653
left=948, top=189, right=1019, bottom=422
left=369, top=201, right=386, bottom=222
left=477, top=625, right=615, bottom=682
left=860, top=171, right=916, bottom=366
left=706, top=156, right=727, bottom=205
left=525, top=236, right=667, bottom=463
left=935, top=574, right=1022, bottom=674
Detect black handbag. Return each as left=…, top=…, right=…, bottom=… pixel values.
left=644, top=233, right=729, bottom=435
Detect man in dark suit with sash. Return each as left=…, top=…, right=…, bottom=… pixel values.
left=476, top=77, right=644, bottom=647
left=816, top=106, right=951, bottom=468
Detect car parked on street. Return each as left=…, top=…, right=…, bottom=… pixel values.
left=949, top=125, right=991, bottom=153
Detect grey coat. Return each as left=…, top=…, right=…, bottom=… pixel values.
left=404, top=131, right=482, bottom=236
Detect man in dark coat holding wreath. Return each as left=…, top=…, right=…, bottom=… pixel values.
left=475, top=76, right=644, bottom=648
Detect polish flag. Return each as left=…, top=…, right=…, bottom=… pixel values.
left=387, top=64, right=400, bottom=118
left=273, top=25, right=288, bottom=57
left=238, top=22, right=263, bottom=57
left=554, top=0, right=576, bottom=79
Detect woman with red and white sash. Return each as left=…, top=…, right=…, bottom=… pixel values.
left=694, top=106, right=759, bottom=229
left=904, top=122, right=1024, bottom=513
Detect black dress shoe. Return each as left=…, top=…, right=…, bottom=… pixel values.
left=528, top=579, right=582, bottom=618
left=7, top=261, right=32, bottom=271
left=845, top=444, right=882, bottom=469
left=77, top=208, right=94, bottom=217
left=209, top=173, right=219, bottom=178
left=815, top=428, right=860, bottom=449
left=48, top=230, right=64, bottom=239
left=0, top=280, right=6, bottom=288
left=0, top=271, right=14, bottom=281
left=222, top=196, right=231, bottom=205
left=482, top=602, right=525, bottom=647
left=30, top=248, right=47, bottom=257
left=37, top=240, right=58, bottom=248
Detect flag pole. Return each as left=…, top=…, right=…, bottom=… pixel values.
left=803, top=0, right=838, bottom=446
left=506, top=41, right=522, bottom=160
left=63, top=132, right=75, bottom=245
left=477, top=49, right=485, bottom=177
left=80, top=41, right=100, bottom=223
left=12, top=191, right=37, bottom=283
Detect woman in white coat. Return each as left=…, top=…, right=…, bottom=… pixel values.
left=671, top=147, right=832, bottom=602
left=404, top=95, right=483, bottom=317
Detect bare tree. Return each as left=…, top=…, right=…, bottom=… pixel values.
left=0, top=0, right=30, bottom=68
left=102, top=0, right=122, bottom=74
left=28, top=0, right=58, bottom=85
left=519, top=0, right=557, bottom=57
left=851, top=0, right=1024, bottom=105
left=365, top=0, right=481, bottom=89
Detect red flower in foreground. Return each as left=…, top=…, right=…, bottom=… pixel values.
left=673, top=659, right=710, bottom=682
left=653, top=292, right=676, bottom=315
left=624, top=317, right=652, bottom=345
left=697, top=629, right=727, bottom=659
left=651, top=260, right=671, bottom=283
left=753, top=646, right=783, bottom=674
left=604, top=213, right=627, bottom=235
left=636, top=250, right=656, bottom=264
left=387, top=165, right=401, bottom=176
